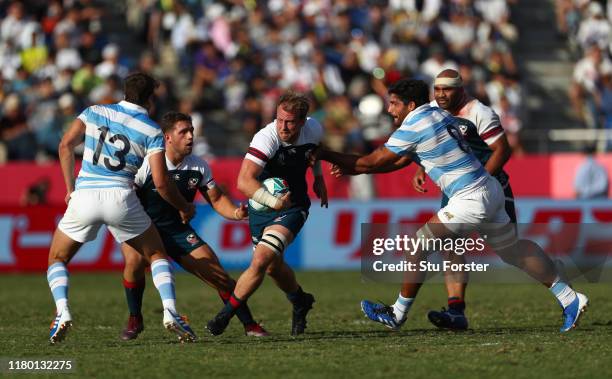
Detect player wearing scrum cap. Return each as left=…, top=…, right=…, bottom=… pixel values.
left=412, top=69, right=515, bottom=330
left=315, top=78, right=588, bottom=333
left=206, top=92, right=328, bottom=336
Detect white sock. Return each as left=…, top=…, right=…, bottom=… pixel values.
left=151, top=259, right=177, bottom=312
left=392, top=293, right=414, bottom=321
left=47, top=262, right=69, bottom=313
left=550, top=276, right=576, bottom=308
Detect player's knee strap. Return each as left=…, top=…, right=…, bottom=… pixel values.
left=416, top=224, right=434, bottom=240
left=414, top=224, right=437, bottom=253
left=485, top=223, right=518, bottom=251
left=258, top=230, right=288, bottom=256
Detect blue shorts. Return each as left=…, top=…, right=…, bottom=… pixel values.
left=248, top=206, right=309, bottom=245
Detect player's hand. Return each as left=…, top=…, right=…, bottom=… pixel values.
left=64, top=191, right=73, bottom=205
left=306, top=147, right=320, bottom=167
left=313, top=177, right=328, bottom=208
left=180, top=203, right=196, bottom=224
left=272, top=191, right=292, bottom=211
left=330, top=164, right=345, bottom=178
left=412, top=168, right=427, bottom=193
left=234, top=202, right=248, bottom=220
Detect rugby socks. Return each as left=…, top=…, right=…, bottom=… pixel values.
left=47, top=262, right=69, bottom=312
left=286, top=286, right=306, bottom=305
left=151, top=259, right=177, bottom=312
left=217, top=293, right=243, bottom=321
left=124, top=278, right=146, bottom=316
left=218, top=290, right=256, bottom=326
left=550, top=276, right=577, bottom=308
left=448, top=297, right=465, bottom=313
left=392, top=293, right=414, bottom=321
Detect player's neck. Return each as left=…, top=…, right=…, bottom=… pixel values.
left=166, top=150, right=185, bottom=167
left=449, top=93, right=469, bottom=115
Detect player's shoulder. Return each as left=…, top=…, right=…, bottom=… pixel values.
left=300, top=117, right=323, bottom=144
left=253, top=121, right=280, bottom=142
left=181, top=154, right=210, bottom=172
left=467, top=98, right=498, bottom=119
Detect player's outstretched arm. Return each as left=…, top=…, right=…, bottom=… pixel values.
left=149, top=151, right=195, bottom=222
left=201, top=185, right=248, bottom=220
left=318, top=146, right=411, bottom=175
left=237, top=159, right=291, bottom=211
left=58, top=118, right=86, bottom=204
left=312, top=160, right=328, bottom=208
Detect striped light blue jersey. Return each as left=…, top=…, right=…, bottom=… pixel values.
left=384, top=104, right=488, bottom=198
left=75, top=101, right=164, bottom=190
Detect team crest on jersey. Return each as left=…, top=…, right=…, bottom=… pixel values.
left=188, top=177, right=199, bottom=189
left=186, top=233, right=199, bottom=246
left=443, top=212, right=454, bottom=220
left=458, top=124, right=468, bottom=135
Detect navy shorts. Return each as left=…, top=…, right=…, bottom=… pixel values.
left=248, top=205, right=309, bottom=245
left=156, top=223, right=206, bottom=261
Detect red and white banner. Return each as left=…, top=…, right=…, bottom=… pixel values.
left=1, top=200, right=611, bottom=272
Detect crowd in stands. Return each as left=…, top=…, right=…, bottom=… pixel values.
left=0, top=0, right=524, bottom=162
left=562, top=0, right=612, bottom=148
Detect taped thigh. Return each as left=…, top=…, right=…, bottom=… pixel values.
left=481, top=222, right=518, bottom=251
left=258, top=230, right=289, bottom=256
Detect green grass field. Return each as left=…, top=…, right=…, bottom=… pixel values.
left=2, top=272, right=611, bottom=378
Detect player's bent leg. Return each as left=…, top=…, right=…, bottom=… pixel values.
left=119, top=243, right=147, bottom=341
left=178, top=244, right=234, bottom=291
left=428, top=250, right=469, bottom=330
left=488, top=224, right=589, bottom=332
left=178, top=245, right=268, bottom=336
left=363, top=216, right=458, bottom=330
left=47, top=229, right=82, bottom=344
left=206, top=245, right=277, bottom=336
left=259, top=225, right=315, bottom=336
left=267, top=256, right=315, bottom=336
left=124, top=225, right=196, bottom=342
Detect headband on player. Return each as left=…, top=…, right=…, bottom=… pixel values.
left=434, top=76, right=463, bottom=88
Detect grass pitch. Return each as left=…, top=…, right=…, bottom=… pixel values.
left=1, top=272, right=611, bottom=378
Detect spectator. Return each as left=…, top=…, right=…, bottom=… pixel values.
left=0, top=94, right=36, bottom=160
left=574, top=144, right=609, bottom=198
left=576, top=2, right=610, bottom=51
left=0, top=0, right=525, bottom=160
left=569, top=44, right=611, bottom=127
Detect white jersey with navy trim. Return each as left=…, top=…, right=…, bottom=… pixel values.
left=245, top=117, right=324, bottom=166
left=385, top=104, right=488, bottom=198
left=430, top=98, right=504, bottom=145
left=75, top=100, right=164, bottom=190
left=134, top=153, right=215, bottom=190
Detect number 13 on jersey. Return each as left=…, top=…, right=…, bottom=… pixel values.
left=92, top=126, right=130, bottom=172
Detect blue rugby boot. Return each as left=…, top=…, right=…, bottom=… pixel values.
left=360, top=300, right=405, bottom=331
left=163, top=308, right=197, bottom=342
left=560, top=292, right=588, bottom=332
left=49, top=307, right=72, bottom=344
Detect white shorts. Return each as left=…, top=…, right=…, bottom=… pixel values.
left=437, top=176, right=512, bottom=237
left=58, top=188, right=151, bottom=243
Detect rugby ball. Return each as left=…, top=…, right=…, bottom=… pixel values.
left=248, top=177, right=290, bottom=212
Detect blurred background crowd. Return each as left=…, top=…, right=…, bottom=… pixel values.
left=561, top=0, right=612, bottom=145
left=0, top=0, right=524, bottom=163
